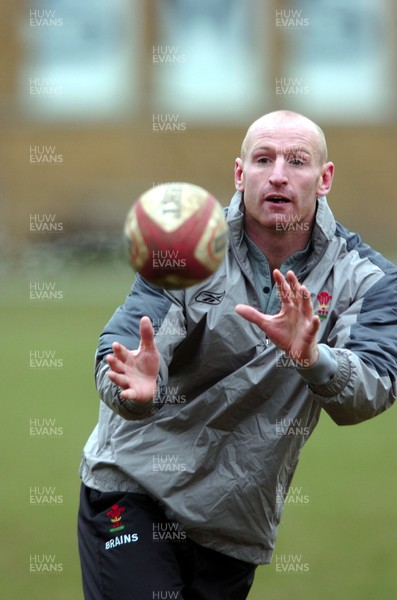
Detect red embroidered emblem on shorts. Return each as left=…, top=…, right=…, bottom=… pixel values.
left=106, top=504, right=125, bottom=533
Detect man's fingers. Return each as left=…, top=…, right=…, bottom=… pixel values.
left=276, top=270, right=313, bottom=311
left=309, top=315, right=321, bottom=336
left=119, top=388, right=137, bottom=401
left=139, top=316, right=156, bottom=349
left=111, top=341, right=130, bottom=362
left=106, top=353, right=126, bottom=374
left=108, top=370, right=130, bottom=389
left=107, top=372, right=141, bottom=401
left=300, top=285, right=315, bottom=316
left=274, top=269, right=293, bottom=304
left=235, top=304, right=268, bottom=330
left=107, top=317, right=156, bottom=363
left=285, top=270, right=299, bottom=289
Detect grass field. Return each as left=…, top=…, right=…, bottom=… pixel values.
left=2, top=260, right=396, bottom=600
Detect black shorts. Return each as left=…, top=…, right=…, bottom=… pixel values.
left=77, top=483, right=256, bottom=600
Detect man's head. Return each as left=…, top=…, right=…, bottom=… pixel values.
left=240, top=111, right=329, bottom=164
left=234, top=110, right=334, bottom=237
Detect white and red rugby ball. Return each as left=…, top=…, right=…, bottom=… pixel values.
left=124, top=182, right=228, bottom=289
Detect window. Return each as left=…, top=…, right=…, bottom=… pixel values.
left=152, top=0, right=271, bottom=123
left=20, top=0, right=141, bottom=121
left=279, top=0, right=394, bottom=122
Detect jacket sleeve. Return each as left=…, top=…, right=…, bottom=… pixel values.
left=297, top=271, right=397, bottom=425
left=94, top=274, right=186, bottom=420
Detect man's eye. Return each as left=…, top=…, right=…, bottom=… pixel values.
left=258, top=157, right=270, bottom=164
left=289, top=158, right=304, bottom=166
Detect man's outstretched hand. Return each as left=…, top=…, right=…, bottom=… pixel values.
left=106, top=316, right=160, bottom=402
left=235, top=269, right=320, bottom=367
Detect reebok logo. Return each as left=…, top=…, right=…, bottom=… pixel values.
left=194, top=291, right=226, bottom=305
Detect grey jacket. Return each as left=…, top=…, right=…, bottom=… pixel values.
left=80, top=192, right=397, bottom=564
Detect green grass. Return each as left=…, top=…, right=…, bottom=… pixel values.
left=249, top=410, right=397, bottom=600
left=2, top=263, right=396, bottom=599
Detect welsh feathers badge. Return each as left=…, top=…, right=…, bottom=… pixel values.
left=316, top=292, right=332, bottom=320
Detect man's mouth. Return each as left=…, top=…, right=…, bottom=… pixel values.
left=265, top=195, right=291, bottom=204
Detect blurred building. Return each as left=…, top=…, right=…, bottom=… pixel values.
left=1, top=0, right=396, bottom=262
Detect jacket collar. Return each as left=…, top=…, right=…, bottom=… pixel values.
left=226, top=191, right=336, bottom=277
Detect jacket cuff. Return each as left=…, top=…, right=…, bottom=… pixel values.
left=296, top=345, right=351, bottom=397
left=116, top=389, right=156, bottom=420
left=296, top=344, right=338, bottom=385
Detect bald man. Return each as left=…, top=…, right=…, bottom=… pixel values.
left=78, top=111, right=397, bottom=600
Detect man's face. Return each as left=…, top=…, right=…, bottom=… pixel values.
left=234, top=118, right=334, bottom=232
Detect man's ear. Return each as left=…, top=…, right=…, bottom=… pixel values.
left=234, top=158, right=244, bottom=191
left=317, top=161, right=334, bottom=196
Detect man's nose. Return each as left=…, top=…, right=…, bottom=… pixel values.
left=268, top=159, right=288, bottom=186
